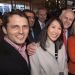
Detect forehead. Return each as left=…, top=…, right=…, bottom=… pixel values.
left=39, top=10, right=47, bottom=14
left=25, top=12, right=34, bottom=17
left=8, top=14, right=27, bottom=21
left=64, top=11, right=74, bottom=18
left=50, top=20, right=61, bottom=27
left=8, top=14, right=28, bottom=25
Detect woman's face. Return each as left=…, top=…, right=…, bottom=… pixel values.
left=47, top=20, right=62, bottom=42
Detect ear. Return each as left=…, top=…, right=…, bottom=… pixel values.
left=2, top=26, right=7, bottom=34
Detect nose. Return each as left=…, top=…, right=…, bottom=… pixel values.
left=31, top=18, right=34, bottom=22
left=55, top=28, right=59, bottom=34
left=19, top=27, right=23, bottom=34
left=66, top=19, right=69, bottom=22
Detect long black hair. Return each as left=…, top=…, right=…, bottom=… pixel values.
left=39, top=16, right=64, bottom=51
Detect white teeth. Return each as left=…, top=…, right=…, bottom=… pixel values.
left=52, top=34, right=57, bottom=36
left=17, top=35, right=24, bottom=39
left=52, top=35, right=58, bottom=38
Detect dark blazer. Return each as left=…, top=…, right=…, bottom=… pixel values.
left=28, top=28, right=38, bottom=43
left=33, top=19, right=42, bottom=36
left=0, top=27, right=4, bottom=41
left=0, top=39, right=31, bottom=75
left=33, top=17, right=47, bottom=39
left=33, top=19, right=44, bottom=42
left=68, top=27, right=73, bottom=38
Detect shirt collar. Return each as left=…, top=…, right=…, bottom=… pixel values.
left=38, top=20, right=42, bottom=25
left=4, top=36, right=26, bottom=52
left=38, top=20, right=45, bottom=29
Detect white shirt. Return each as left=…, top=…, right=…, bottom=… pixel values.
left=38, top=20, right=45, bottom=29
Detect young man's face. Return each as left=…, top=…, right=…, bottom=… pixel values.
left=3, top=14, right=29, bottom=45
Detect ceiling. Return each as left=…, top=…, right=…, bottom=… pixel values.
left=0, top=0, right=43, bottom=3
left=0, top=0, right=74, bottom=9
left=0, top=0, right=44, bottom=9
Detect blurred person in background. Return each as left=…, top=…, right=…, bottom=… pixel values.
left=27, top=8, right=48, bottom=54
left=33, top=8, right=47, bottom=41
left=23, top=9, right=38, bottom=43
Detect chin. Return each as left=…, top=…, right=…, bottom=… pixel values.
left=17, top=43, right=25, bottom=46
left=16, top=41, right=25, bottom=45
left=51, top=39, right=56, bottom=42
left=52, top=38, right=57, bottom=41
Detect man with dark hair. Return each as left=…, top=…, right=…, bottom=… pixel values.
left=24, top=9, right=37, bottom=43
left=0, top=10, right=31, bottom=75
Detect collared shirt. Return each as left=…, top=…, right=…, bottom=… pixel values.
left=63, top=29, right=68, bottom=48
left=30, top=28, right=34, bottom=39
left=38, top=20, right=45, bottom=30
left=4, top=36, right=28, bottom=63
left=63, top=30, right=68, bottom=41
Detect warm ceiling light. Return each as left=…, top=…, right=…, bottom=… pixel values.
left=46, top=0, right=48, bottom=1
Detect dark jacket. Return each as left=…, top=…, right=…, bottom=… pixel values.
left=0, top=39, right=31, bottom=75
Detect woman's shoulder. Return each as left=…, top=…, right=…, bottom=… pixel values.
left=36, top=43, right=46, bottom=54
left=36, top=43, right=42, bottom=50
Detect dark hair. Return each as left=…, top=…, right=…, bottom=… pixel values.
left=39, top=16, right=64, bottom=51
left=2, top=10, right=29, bottom=29
left=37, top=7, right=47, bottom=14
left=23, top=9, right=35, bottom=17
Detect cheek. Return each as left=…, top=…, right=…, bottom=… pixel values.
left=62, top=18, right=66, bottom=23
left=29, top=19, right=31, bottom=22
left=24, top=29, right=29, bottom=35
left=47, top=29, right=52, bottom=37
left=48, top=27, right=53, bottom=33
left=58, top=30, right=61, bottom=36
left=7, top=27, right=18, bottom=33
left=7, top=30, right=16, bottom=35
left=69, top=21, right=73, bottom=25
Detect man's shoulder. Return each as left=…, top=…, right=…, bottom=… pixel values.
left=0, top=39, right=7, bottom=54
left=0, top=38, right=6, bottom=45
left=0, top=39, right=12, bottom=52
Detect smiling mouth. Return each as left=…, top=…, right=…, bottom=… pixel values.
left=17, top=35, right=24, bottom=39
left=52, top=34, right=58, bottom=38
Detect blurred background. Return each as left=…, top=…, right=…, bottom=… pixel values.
left=0, top=0, right=74, bottom=15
